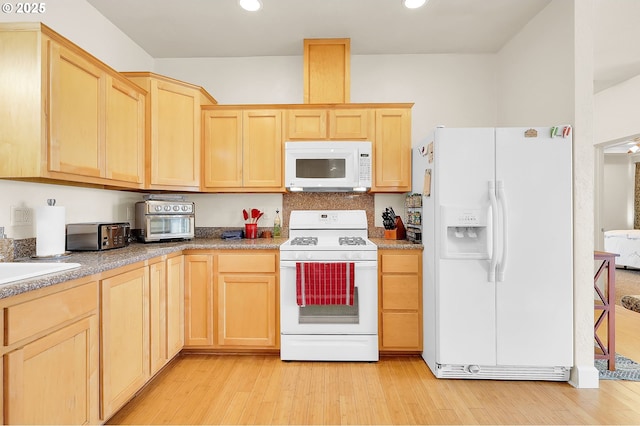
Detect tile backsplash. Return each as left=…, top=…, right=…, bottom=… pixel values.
left=0, top=238, right=15, bottom=262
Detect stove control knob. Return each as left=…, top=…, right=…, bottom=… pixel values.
left=154, top=205, right=162, bottom=212
left=173, top=205, right=180, bottom=211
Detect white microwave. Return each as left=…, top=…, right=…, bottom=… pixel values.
left=284, top=141, right=372, bottom=192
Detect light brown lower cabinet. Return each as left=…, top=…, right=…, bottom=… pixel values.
left=184, top=254, right=215, bottom=347
left=149, top=260, right=166, bottom=375
left=183, top=251, right=279, bottom=350
left=3, top=280, right=100, bottom=425
left=100, top=256, right=185, bottom=421
left=166, top=255, right=185, bottom=359
left=150, top=254, right=185, bottom=376
left=379, top=249, right=423, bottom=352
left=216, top=251, right=279, bottom=348
left=100, top=266, right=150, bottom=420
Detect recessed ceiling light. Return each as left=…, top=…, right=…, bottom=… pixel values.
left=403, top=0, right=427, bottom=9
left=239, top=0, right=262, bottom=12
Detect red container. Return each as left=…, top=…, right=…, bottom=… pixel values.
left=245, top=223, right=258, bottom=239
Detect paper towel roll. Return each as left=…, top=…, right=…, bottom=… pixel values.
left=36, top=205, right=66, bottom=257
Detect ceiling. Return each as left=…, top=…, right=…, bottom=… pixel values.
left=86, top=0, right=640, bottom=93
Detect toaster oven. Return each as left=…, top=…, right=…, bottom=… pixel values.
left=133, top=200, right=195, bottom=243
left=66, top=222, right=131, bottom=251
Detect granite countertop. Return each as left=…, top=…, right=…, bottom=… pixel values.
left=370, top=238, right=423, bottom=250
left=0, top=236, right=422, bottom=300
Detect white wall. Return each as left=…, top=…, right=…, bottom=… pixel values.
left=496, top=1, right=575, bottom=125
left=595, top=75, right=640, bottom=144
left=593, top=32, right=640, bottom=253
left=353, top=54, right=497, bottom=141
left=1, top=181, right=142, bottom=239
left=603, top=154, right=635, bottom=230
left=496, top=0, right=597, bottom=388
left=189, top=193, right=282, bottom=228
left=0, top=0, right=154, bottom=70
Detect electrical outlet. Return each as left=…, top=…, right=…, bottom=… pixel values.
left=10, top=206, right=33, bottom=226
left=126, top=207, right=133, bottom=221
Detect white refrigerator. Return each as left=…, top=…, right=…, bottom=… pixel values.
left=414, top=127, right=573, bottom=381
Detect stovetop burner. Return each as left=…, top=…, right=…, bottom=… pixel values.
left=290, top=237, right=318, bottom=246
left=339, top=236, right=367, bottom=246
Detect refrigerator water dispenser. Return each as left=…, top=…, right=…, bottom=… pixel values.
left=441, top=206, right=489, bottom=259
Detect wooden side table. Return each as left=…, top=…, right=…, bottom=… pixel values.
left=594, top=251, right=618, bottom=371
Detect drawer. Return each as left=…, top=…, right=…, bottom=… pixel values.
left=381, top=275, right=419, bottom=310
left=218, top=253, right=277, bottom=273
left=5, top=281, right=98, bottom=346
left=381, top=253, right=419, bottom=273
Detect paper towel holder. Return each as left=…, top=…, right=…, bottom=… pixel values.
left=33, top=198, right=72, bottom=260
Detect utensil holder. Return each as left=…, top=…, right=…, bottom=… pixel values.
left=384, top=216, right=406, bottom=240
left=244, top=223, right=258, bottom=239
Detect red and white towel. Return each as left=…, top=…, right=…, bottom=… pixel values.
left=296, top=262, right=355, bottom=306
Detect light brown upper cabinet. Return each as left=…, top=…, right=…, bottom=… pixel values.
left=285, top=107, right=371, bottom=140
left=372, top=108, right=412, bottom=192
left=330, top=109, right=371, bottom=139
left=284, top=103, right=412, bottom=193
left=122, top=72, right=217, bottom=191
left=105, top=75, right=145, bottom=184
left=202, top=107, right=284, bottom=192
left=0, top=23, right=146, bottom=189
left=48, top=42, right=104, bottom=179
left=303, top=38, right=350, bottom=104
left=286, top=109, right=327, bottom=139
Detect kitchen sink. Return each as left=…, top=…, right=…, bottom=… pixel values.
left=0, top=262, right=81, bottom=286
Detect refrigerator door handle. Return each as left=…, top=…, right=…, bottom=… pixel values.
left=496, top=181, right=508, bottom=282
left=488, top=181, right=498, bottom=282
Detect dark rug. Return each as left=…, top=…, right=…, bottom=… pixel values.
left=595, top=353, right=640, bottom=381
left=622, top=295, right=640, bottom=313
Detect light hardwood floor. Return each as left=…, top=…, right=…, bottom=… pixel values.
left=108, top=308, right=640, bottom=425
